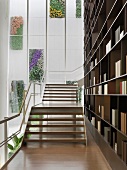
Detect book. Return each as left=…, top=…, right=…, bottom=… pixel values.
left=101, top=106, right=104, bottom=119
left=120, top=82, right=122, bottom=94
left=98, top=85, right=102, bottom=94
left=104, top=84, right=108, bottom=94
left=103, top=73, right=106, bottom=81
left=95, top=58, right=97, bottom=65
left=98, top=121, right=101, bottom=133
left=115, top=60, right=121, bottom=77
left=113, top=132, right=116, bottom=150
left=112, top=109, right=118, bottom=127
left=91, top=117, right=95, bottom=126
left=121, top=112, right=127, bottom=134
left=115, top=143, right=117, bottom=153
left=120, top=30, right=124, bottom=40
left=99, top=105, right=100, bottom=114
left=93, top=87, right=95, bottom=94
left=120, top=81, right=127, bottom=94
left=115, top=26, right=120, bottom=43
left=122, top=141, right=127, bottom=164
left=126, top=55, right=127, bottom=74
left=90, top=79, right=91, bottom=86
left=104, top=127, right=110, bottom=142
left=106, top=40, right=111, bottom=54
left=93, top=76, right=95, bottom=85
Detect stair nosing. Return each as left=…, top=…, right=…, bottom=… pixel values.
left=28, top=118, right=84, bottom=121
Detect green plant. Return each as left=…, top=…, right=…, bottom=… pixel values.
left=78, top=87, right=82, bottom=102
left=76, top=0, right=81, bottom=18
left=66, top=81, right=77, bottom=85
left=8, top=135, right=23, bottom=158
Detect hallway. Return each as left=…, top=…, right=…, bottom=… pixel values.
left=3, top=129, right=111, bottom=170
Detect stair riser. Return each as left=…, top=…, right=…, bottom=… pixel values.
left=25, top=132, right=84, bottom=135
left=42, top=99, right=77, bottom=103
left=30, top=113, right=83, bottom=115
left=31, top=108, right=83, bottom=114
left=27, top=125, right=84, bottom=128
left=24, top=139, right=85, bottom=143
left=28, top=118, right=84, bottom=121
left=43, top=96, right=77, bottom=98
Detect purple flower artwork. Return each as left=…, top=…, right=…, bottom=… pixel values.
left=29, top=49, right=44, bottom=82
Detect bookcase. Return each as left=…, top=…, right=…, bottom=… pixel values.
left=84, top=0, right=127, bottom=169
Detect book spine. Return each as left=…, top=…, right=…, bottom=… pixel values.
left=112, top=109, right=115, bottom=126
left=98, top=121, right=101, bottom=133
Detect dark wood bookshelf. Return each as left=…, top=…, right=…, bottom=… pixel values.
left=84, top=0, right=127, bottom=169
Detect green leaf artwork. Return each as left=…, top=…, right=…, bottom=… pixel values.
left=10, top=80, right=24, bottom=113
left=29, top=49, right=44, bottom=82
left=10, top=36, right=23, bottom=50
left=50, top=0, right=65, bottom=18
left=76, top=0, right=81, bottom=18
left=10, top=16, right=23, bottom=50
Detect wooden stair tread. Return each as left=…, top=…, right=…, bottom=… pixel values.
left=30, top=112, right=83, bottom=115
left=42, top=99, right=77, bottom=101
left=25, top=131, right=84, bottom=134
left=32, top=106, right=82, bottom=109
left=43, top=96, right=77, bottom=98
left=28, top=118, right=84, bottom=121
left=46, top=84, right=78, bottom=86
left=23, top=138, right=85, bottom=142
left=45, top=90, right=77, bottom=92
left=27, top=124, right=84, bottom=127
left=44, top=93, right=77, bottom=95
left=45, top=87, right=77, bottom=89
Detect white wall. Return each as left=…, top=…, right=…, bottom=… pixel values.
left=0, top=0, right=9, bottom=166
left=29, top=0, right=46, bottom=67
left=9, top=0, right=28, bottom=87
left=47, top=0, right=84, bottom=83
left=66, top=0, right=84, bottom=81
left=47, top=0, right=65, bottom=83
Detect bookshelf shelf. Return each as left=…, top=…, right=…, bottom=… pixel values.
left=84, top=0, right=127, bottom=169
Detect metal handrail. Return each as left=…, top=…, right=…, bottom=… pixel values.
left=0, top=83, right=31, bottom=125
left=0, top=71, right=46, bottom=148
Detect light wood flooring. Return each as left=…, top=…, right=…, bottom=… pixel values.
left=3, top=129, right=112, bottom=170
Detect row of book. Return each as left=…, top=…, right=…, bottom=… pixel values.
left=91, top=117, right=118, bottom=153
left=112, top=109, right=127, bottom=134
left=105, top=26, right=124, bottom=56
left=90, top=108, right=127, bottom=135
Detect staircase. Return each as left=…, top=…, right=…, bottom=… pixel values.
left=43, top=84, right=78, bottom=102
left=23, top=84, right=87, bottom=144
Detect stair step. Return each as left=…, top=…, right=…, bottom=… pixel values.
left=28, top=118, right=84, bottom=121
left=45, top=86, right=77, bottom=89
left=46, top=84, right=78, bottom=86
left=44, top=93, right=77, bottom=95
left=43, top=96, right=77, bottom=98
left=27, top=124, right=84, bottom=128
left=42, top=99, right=77, bottom=102
left=30, top=112, right=83, bottom=115
left=25, top=131, right=84, bottom=135
left=23, top=138, right=85, bottom=143
left=45, top=89, right=78, bottom=92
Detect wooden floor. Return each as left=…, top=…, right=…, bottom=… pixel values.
left=3, top=129, right=111, bottom=170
